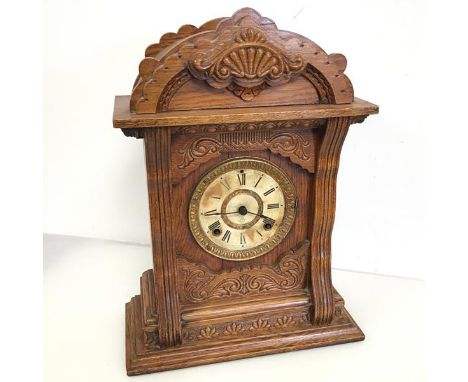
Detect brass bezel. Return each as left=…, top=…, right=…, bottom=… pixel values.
left=188, top=157, right=297, bottom=261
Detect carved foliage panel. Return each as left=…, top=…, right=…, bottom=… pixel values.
left=177, top=240, right=309, bottom=305
left=182, top=312, right=309, bottom=344
left=171, top=122, right=321, bottom=182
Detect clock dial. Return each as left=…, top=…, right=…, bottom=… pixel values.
left=188, top=157, right=297, bottom=261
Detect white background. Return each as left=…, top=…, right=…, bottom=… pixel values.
left=1, top=1, right=467, bottom=382
left=44, top=0, right=426, bottom=278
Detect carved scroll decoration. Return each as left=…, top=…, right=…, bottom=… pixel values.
left=171, top=128, right=317, bottom=181
left=177, top=240, right=309, bottom=304
left=188, top=27, right=306, bottom=100
left=227, top=82, right=269, bottom=101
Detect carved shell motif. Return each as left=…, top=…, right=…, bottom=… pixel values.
left=189, top=28, right=305, bottom=100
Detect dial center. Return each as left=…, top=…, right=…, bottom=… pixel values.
left=238, top=206, right=248, bottom=216
left=221, top=189, right=263, bottom=230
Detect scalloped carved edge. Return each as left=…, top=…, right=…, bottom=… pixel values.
left=130, top=8, right=354, bottom=113
left=177, top=240, right=309, bottom=304
left=131, top=18, right=225, bottom=109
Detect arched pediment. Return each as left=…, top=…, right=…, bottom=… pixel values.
left=130, top=8, right=354, bottom=113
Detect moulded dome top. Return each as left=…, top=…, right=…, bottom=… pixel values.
left=129, top=8, right=355, bottom=114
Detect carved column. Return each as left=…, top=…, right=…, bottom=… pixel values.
left=144, top=127, right=182, bottom=347
left=310, top=117, right=350, bottom=325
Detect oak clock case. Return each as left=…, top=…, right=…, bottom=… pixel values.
left=113, top=7, right=378, bottom=375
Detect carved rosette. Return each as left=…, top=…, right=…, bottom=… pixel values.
left=177, top=240, right=309, bottom=304
left=188, top=27, right=305, bottom=100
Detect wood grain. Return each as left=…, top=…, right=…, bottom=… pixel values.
left=113, top=95, right=378, bottom=129
left=125, top=288, right=363, bottom=375
left=310, top=117, right=351, bottom=325
left=144, top=128, right=181, bottom=347
left=168, top=76, right=319, bottom=111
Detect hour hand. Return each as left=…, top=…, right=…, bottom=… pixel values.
left=202, top=210, right=220, bottom=216
left=202, top=210, right=237, bottom=216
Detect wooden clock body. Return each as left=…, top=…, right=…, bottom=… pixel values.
left=113, top=8, right=378, bottom=375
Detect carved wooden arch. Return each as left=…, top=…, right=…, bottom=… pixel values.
left=130, top=8, right=354, bottom=113
left=131, top=17, right=225, bottom=91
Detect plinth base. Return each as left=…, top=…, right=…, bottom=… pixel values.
left=125, top=289, right=364, bottom=375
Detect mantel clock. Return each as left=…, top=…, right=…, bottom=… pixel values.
left=112, top=8, right=378, bottom=375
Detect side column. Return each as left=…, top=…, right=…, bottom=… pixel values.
left=144, top=127, right=182, bottom=347
left=310, top=117, right=350, bottom=325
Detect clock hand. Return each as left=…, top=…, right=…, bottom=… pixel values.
left=246, top=210, right=276, bottom=230
left=202, top=211, right=238, bottom=216
left=245, top=210, right=270, bottom=220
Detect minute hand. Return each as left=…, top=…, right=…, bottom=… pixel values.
left=246, top=210, right=272, bottom=220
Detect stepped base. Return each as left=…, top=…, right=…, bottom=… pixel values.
left=125, top=279, right=364, bottom=375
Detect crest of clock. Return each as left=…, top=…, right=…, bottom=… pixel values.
left=113, top=8, right=378, bottom=375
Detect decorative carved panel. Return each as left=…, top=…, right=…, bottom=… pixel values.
left=174, top=119, right=323, bottom=134
left=171, top=127, right=318, bottom=181
left=130, top=8, right=354, bottom=113
left=177, top=240, right=309, bottom=305
left=188, top=27, right=305, bottom=100
left=131, top=18, right=224, bottom=107
left=182, top=312, right=310, bottom=343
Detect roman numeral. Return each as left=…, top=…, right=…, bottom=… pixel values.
left=267, top=203, right=280, bottom=209
left=254, top=176, right=263, bottom=188
left=262, top=216, right=276, bottom=226
left=208, top=220, right=221, bottom=231
left=203, top=209, right=217, bottom=216
left=211, top=196, right=221, bottom=200
left=237, top=172, right=246, bottom=186
left=263, top=188, right=275, bottom=196
left=255, top=229, right=263, bottom=237
left=240, top=233, right=246, bottom=245
left=222, top=230, right=231, bottom=242
left=220, top=179, right=231, bottom=190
